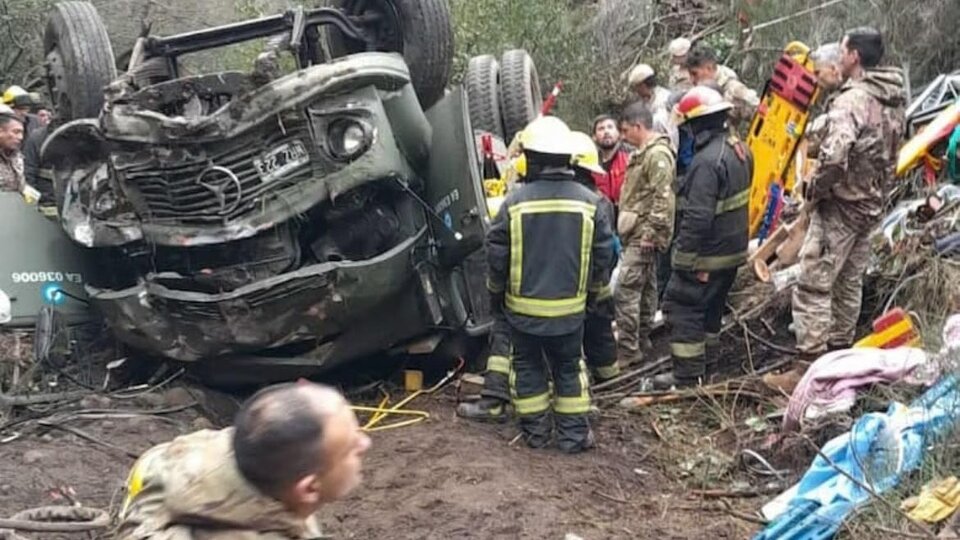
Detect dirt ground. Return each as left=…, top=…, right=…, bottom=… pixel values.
left=0, top=373, right=773, bottom=540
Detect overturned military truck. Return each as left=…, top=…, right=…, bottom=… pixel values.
left=40, top=0, right=542, bottom=382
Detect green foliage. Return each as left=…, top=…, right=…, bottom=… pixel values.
left=450, top=0, right=600, bottom=130
left=0, top=0, right=57, bottom=88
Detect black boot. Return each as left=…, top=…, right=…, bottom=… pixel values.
left=652, top=371, right=700, bottom=390
left=456, top=397, right=508, bottom=422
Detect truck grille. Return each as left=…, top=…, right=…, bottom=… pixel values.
left=113, top=115, right=315, bottom=225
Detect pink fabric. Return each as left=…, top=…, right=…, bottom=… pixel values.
left=782, top=348, right=934, bottom=432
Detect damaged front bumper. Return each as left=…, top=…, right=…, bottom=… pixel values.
left=45, top=52, right=429, bottom=248
left=89, top=227, right=430, bottom=363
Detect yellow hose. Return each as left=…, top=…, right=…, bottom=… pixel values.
left=353, top=358, right=464, bottom=433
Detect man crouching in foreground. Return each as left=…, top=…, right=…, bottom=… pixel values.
left=117, top=382, right=371, bottom=539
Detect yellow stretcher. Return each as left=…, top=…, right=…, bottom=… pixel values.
left=746, top=42, right=821, bottom=238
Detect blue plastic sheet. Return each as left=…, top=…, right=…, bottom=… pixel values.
left=755, top=375, right=960, bottom=540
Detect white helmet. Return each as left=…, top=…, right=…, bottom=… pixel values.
left=668, top=37, right=692, bottom=57
left=628, top=64, right=656, bottom=87
left=518, top=116, right=573, bottom=156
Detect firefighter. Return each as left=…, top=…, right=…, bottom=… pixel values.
left=654, top=86, right=752, bottom=390
left=486, top=116, right=614, bottom=452
left=457, top=128, right=619, bottom=423
left=569, top=131, right=620, bottom=383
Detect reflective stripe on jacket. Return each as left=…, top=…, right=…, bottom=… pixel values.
left=672, top=130, right=752, bottom=272
left=486, top=171, right=615, bottom=336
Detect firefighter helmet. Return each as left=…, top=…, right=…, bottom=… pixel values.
left=568, top=131, right=605, bottom=175
left=673, top=86, right=733, bottom=124
left=518, top=115, right=573, bottom=156
left=2, top=86, right=27, bottom=105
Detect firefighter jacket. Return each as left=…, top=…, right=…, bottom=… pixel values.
left=672, top=128, right=752, bottom=272
left=486, top=170, right=615, bottom=337
left=618, top=134, right=676, bottom=252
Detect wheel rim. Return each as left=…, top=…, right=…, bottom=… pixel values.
left=343, top=0, right=404, bottom=54
left=45, top=48, right=72, bottom=120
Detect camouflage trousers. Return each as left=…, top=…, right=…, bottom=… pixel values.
left=614, top=247, right=658, bottom=364
left=792, top=202, right=873, bottom=355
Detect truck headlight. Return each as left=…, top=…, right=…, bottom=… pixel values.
left=327, top=119, right=372, bottom=161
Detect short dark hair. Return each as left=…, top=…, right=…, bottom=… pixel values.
left=619, top=101, right=653, bottom=129
left=591, top=114, right=617, bottom=134
left=844, top=27, right=883, bottom=68
left=684, top=46, right=717, bottom=70
left=0, top=114, right=23, bottom=129
left=233, top=383, right=330, bottom=499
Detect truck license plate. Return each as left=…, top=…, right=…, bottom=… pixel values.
left=254, top=140, right=310, bottom=183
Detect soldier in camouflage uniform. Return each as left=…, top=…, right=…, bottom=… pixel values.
left=0, top=105, right=25, bottom=193
left=767, top=28, right=906, bottom=393
left=684, top=46, right=760, bottom=126
left=667, top=37, right=693, bottom=92
left=615, top=102, right=676, bottom=365
left=117, top=383, right=370, bottom=540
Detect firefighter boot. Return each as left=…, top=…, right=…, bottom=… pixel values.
left=456, top=397, right=508, bottom=422
left=652, top=371, right=700, bottom=390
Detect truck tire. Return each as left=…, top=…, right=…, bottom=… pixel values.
left=43, top=2, right=116, bottom=121
left=498, top=49, right=543, bottom=142
left=326, top=0, right=454, bottom=109
left=465, top=55, right=505, bottom=139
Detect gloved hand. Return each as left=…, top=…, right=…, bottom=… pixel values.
left=612, top=234, right=623, bottom=259
left=902, top=476, right=960, bottom=523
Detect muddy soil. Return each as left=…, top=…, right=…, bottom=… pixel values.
left=0, top=379, right=764, bottom=540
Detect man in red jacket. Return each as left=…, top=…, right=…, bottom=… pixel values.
left=591, top=114, right=632, bottom=208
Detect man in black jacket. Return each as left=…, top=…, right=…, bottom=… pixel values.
left=654, top=86, right=752, bottom=390
left=486, top=116, right=615, bottom=453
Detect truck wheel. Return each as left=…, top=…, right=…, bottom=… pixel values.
left=498, top=49, right=543, bottom=142
left=465, top=55, right=505, bottom=139
left=326, top=0, right=454, bottom=109
left=43, top=1, right=116, bottom=121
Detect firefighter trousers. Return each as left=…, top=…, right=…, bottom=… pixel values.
left=509, top=326, right=591, bottom=452
left=662, top=269, right=737, bottom=379
left=481, top=314, right=512, bottom=401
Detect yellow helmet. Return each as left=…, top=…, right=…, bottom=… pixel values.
left=2, top=86, right=27, bottom=105
left=517, top=115, right=573, bottom=156
left=568, top=132, right=605, bottom=174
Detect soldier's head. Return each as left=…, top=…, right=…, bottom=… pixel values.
left=232, top=382, right=371, bottom=518
left=591, top=114, right=621, bottom=151
left=0, top=107, right=24, bottom=154
left=811, top=43, right=844, bottom=91
left=840, top=27, right=884, bottom=79
left=668, top=37, right=692, bottom=66
left=618, top=101, right=654, bottom=148
left=684, top=46, right=719, bottom=86
left=627, top=64, right=658, bottom=99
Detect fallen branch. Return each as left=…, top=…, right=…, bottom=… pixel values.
left=0, top=506, right=109, bottom=533
left=0, top=390, right=90, bottom=407
left=718, top=499, right=768, bottom=526
left=37, top=420, right=140, bottom=459
left=591, top=356, right=670, bottom=392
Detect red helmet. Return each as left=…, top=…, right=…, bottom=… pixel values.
left=673, top=86, right=733, bottom=124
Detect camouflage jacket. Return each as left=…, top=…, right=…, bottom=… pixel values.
left=617, top=135, right=676, bottom=251
left=669, top=64, right=692, bottom=92
left=716, top=65, right=760, bottom=124
left=808, top=68, right=906, bottom=230
left=116, top=428, right=323, bottom=540
left=0, top=150, right=24, bottom=193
